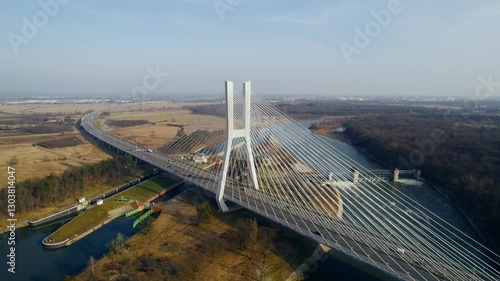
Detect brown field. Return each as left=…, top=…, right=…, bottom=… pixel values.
left=0, top=103, right=112, bottom=182
left=0, top=140, right=110, bottom=182
left=100, top=106, right=225, bottom=149
left=0, top=102, right=225, bottom=181
left=0, top=103, right=110, bottom=115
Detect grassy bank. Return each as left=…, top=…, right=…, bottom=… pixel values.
left=46, top=174, right=175, bottom=243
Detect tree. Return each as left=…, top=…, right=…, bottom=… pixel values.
left=257, top=227, right=277, bottom=280
left=140, top=217, right=154, bottom=236
left=87, top=256, right=96, bottom=276
left=236, top=217, right=259, bottom=251
left=248, top=217, right=258, bottom=245
left=177, top=252, right=202, bottom=281
left=106, top=232, right=128, bottom=258
left=196, top=202, right=213, bottom=225
left=205, top=235, right=227, bottom=263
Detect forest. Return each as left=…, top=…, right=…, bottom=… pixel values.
left=37, top=136, right=84, bottom=148
left=343, top=113, right=500, bottom=250
left=295, top=100, right=500, bottom=252
left=0, top=156, right=140, bottom=214
left=107, top=119, right=150, bottom=127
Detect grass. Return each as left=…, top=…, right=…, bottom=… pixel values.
left=46, top=174, right=176, bottom=243
left=0, top=142, right=111, bottom=182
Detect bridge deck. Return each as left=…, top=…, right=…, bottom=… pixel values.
left=81, top=112, right=478, bottom=281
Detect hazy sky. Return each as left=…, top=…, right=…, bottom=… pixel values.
left=0, top=0, right=499, bottom=97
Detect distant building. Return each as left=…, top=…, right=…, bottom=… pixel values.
left=191, top=153, right=208, bottom=164
left=77, top=197, right=86, bottom=203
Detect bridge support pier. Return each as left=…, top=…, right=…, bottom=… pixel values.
left=393, top=168, right=399, bottom=182
left=216, top=81, right=259, bottom=212
left=414, top=169, right=421, bottom=180
left=353, top=170, right=359, bottom=184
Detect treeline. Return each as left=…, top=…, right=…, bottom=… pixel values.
left=274, top=101, right=435, bottom=119
left=341, top=113, right=500, bottom=250
left=21, top=124, right=74, bottom=134
left=107, top=119, right=149, bottom=127
left=0, top=156, right=140, bottom=214
left=0, top=114, right=78, bottom=126
left=184, top=104, right=225, bottom=117
left=37, top=136, right=84, bottom=148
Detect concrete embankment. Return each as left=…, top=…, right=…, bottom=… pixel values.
left=42, top=205, right=133, bottom=249
left=66, top=206, right=133, bottom=247
left=42, top=179, right=185, bottom=249
left=29, top=171, right=159, bottom=230
left=27, top=205, right=84, bottom=227
left=88, top=170, right=161, bottom=204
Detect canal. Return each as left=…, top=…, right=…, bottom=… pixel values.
left=0, top=183, right=187, bottom=281
left=0, top=119, right=477, bottom=281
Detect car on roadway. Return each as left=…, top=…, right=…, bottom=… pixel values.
left=391, top=247, right=405, bottom=255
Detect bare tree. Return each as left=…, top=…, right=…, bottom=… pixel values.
left=87, top=256, right=96, bottom=276
left=9, top=156, right=18, bottom=165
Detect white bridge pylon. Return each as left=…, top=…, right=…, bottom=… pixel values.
left=216, top=81, right=259, bottom=212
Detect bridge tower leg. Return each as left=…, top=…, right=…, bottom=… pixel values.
left=216, top=81, right=259, bottom=212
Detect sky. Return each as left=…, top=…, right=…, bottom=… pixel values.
left=0, top=0, right=499, bottom=97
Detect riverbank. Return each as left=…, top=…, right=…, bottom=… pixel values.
left=72, top=188, right=318, bottom=281
left=310, top=121, right=494, bottom=253
left=310, top=125, right=391, bottom=169
left=44, top=174, right=178, bottom=246
left=286, top=244, right=331, bottom=281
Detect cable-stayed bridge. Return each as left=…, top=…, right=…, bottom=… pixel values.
left=81, top=81, right=499, bottom=281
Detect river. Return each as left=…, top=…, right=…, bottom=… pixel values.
left=294, top=119, right=477, bottom=281
left=0, top=120, right=477, bottom=281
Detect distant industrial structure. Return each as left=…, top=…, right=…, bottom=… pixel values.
left=349, top=168, right=421, bottom=184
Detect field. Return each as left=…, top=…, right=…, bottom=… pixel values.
left=97, top=105, right=225, bottom=149
left=46, top=174, right=176, bottom=243
left=0, top=135, right=110, bottom=181
left=0, top=104, right=111, bottom=181
left=0, top=103, right=110, bottom=115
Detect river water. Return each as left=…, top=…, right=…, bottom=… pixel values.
left=294, top=120, right=478, bottom=281
left=0, top=120, right=477, bottom=281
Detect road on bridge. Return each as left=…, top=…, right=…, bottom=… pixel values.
left=81, top=111, right=480, bottom=281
